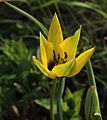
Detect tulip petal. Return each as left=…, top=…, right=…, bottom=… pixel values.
left=60, top=26, right=81, bottom=60
left=52, top=59, right=76, bottom=77
left=40, top=32, right=48, bottom=67
left=68, top=47, right=95, bottom=77
left=48, top=13, right=63, bottom=58
left=32, top=56, right=56, bottom=79
left=40, top=32, right=54, bottom=68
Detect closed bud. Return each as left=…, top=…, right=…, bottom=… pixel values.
left=85, top=86, right=102, bottom=120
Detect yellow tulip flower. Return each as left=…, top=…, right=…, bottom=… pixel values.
left=32, top=13, right=95, bottom=79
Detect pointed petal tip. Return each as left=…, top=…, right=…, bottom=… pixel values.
left=54, top=12, right=58, bottom=17
left=32, top=55, right=36, bottom=60
left=90, top=46, right=96, bottom=53
left=93, top=45, right=96, bottom=50
left=84, top=46, right=96, bottom=54
left=39, top=32, right=43, bottom=42
left=83, top=47, right=96, bottom=57
left=80, top=25, right=82, bottom=29
left=40, top=32, right=46, bottom=43
left=52, top=12, right=59, bottom=23
left=79, top=25, right=82, bottom=32
left=40, top=31, right=44, bottom=38
left=32, top=55, right=34, bottom=58
left=32, top=55, right=38, bottom=65
left=39, top=31, right=42, bottom=35
left=75, top=25, right=82, bottom=34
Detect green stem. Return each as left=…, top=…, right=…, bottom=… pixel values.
left=50, top=78, right=57, bottom=120
left=56, top=78, right=65, bottom=120
left=86, top=60, right=101, bottom=114
left=4, top=1, right=48, bottom=36
left=86, top=60, right=96, bottom=87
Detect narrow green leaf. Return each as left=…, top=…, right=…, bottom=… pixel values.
left=60, top=1, right=107, bottom=19
left=35, top=99, right=50, bottom=110
left=34, top=98, right=57, bottom=114
left=4, top=1, right=48, bottom=36
left=35, top=0, right=60, bottom=10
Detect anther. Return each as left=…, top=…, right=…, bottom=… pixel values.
left=53, top=50, right=56, bottom=61
left=64, top=52, right=68, bottom=59
left=58, top=54, right=60, bottom=60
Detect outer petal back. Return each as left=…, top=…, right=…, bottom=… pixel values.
left=68, top=47, right=95, bottom=77
left=32, top=56, right=56, bottom=79
left=52, top=59, right=75, bottom=77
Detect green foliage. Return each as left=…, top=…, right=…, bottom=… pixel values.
left=63, top=88, right=84, bottom=120
left=35, top=98, right=51, bottom=110
left=34, top=87, right=83, bottom=120
left=2, top=39, right=30, bottom=64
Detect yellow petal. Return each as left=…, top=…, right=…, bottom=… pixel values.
left=32, top=56, right=56, bottom=79
left=60, top=26, right=81, bottom=60
left=52, top=59, right=76, bottom=77
left=40, top=32, right=48, bottom=67
left=68, top=47, right=95, bottom=77
left=40, top=32, right=54, bottom=68
left=48, top=13, right=63, bottom=58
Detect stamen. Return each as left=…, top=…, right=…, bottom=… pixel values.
left=58, top=54, right=60, bottom=60
left=64, top=52, right=68, bottom=59
left=48, top=50, right=68, bottom=70
left=53, top=50, right=56, bottom=61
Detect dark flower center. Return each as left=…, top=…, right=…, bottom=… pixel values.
left=48, top=50, right=68, bottom=70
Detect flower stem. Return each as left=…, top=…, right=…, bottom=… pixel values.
left=50, top=78, right=57, bottom=120
left=86, top=60, right=101, bottom=115
left=86, top=60, right=96, bottom=88
left=56, top=78, right=65, bottom=120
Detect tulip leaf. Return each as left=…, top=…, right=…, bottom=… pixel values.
left=34, top=98, right=57, bottom=114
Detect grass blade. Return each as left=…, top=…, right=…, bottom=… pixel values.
left=4, top=1, right=48, bottom=36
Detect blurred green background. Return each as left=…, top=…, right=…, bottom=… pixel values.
left=0, top=0, right=107, bottom=120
